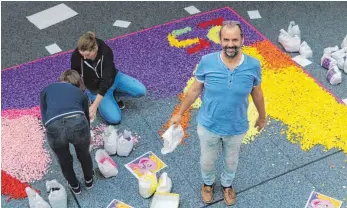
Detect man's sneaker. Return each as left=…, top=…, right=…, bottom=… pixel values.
left=69, top=183, right=81, bottom=195
left=117, top=100, right=125, bottom=110
left=201, top=184, right=214, bottom=204
left=223, top=186, right=236, bottom=206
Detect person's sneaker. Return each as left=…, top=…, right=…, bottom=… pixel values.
left=223, top=186, right=236, bottom=206
left=69, top=183, right=81, bottom=195
left=113, top=91, right=125, bottom=110
left=117, top=100, right=125, bottom=110
left=201, top=184, right=214, bottom=204
left=85, top=178, right=93, bottom=190
left=85, top=171, right=95, bottom=190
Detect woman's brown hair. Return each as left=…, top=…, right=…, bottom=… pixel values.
left=59, top=70, right=86, bottom=91
left=77, top=31, right=97, bottom=52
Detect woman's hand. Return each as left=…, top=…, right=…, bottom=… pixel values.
left=89, top=94, right=103, bottom=121
left=89, top=104, right=98, bottom=121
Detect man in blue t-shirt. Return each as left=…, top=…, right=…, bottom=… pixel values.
left=170, top=21, right=265, bottom=206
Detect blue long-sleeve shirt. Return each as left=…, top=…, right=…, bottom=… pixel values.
left=40, top=83, right=90, bottom=126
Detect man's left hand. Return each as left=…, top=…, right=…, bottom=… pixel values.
left=255, top=117, right=265, bottom=131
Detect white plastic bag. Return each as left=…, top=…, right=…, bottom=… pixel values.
left=46, top=180, right=67, bottom=208
left=117, top=135, right=134, bottom=156
left=331, top=47, right=347, bottom=60
left=299, top=41, right=313, bottom=58
left=323, top=45, right=339, bottom=55
left=161, top=125, right=184, bottom=155
left=156, top=172, right=172, bottom=193
left=139, top=171, right=158, bottom=198
left=103, top=126, right=119, bottom=155
left=321, top=54, right=337, bottom=69
left=327, top=64, right=342, bottom=85
left=25, top=187, right=51, bottom=208
left=341, top=34, right=347, bottom=48
left=287, top=21, right=301, bottom=37
left=150, top=192, right=180, bottom=208
left=337, top=55, right=347, bottom=70
left=344, top=58, right=347, bottom=74
left=95, top=149, right=118, bottom=178
left=104, top=125, right=114, bottom=135
left=278, top=29, right=301, bottom=52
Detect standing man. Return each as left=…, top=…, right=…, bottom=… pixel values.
left=170, top=21, right=265, bottom=206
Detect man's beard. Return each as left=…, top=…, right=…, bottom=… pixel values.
left=223, top=46, right=241, bottom=59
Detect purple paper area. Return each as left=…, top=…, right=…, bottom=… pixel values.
left=1, top=8, right=263, bottom=110
left=2, top=55, right=72, bottom=110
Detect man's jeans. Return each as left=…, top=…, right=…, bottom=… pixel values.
left=86, top=72, right=147, bottom=124
left=45, top=114, right=93, bottom=187
left=197, top=124, right=245, bottom=187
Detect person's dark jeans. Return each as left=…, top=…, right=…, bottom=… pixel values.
left=45, top=114, right=93, bottom=187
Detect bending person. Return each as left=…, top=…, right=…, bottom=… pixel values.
left=40, top=70, right=94, bottom=194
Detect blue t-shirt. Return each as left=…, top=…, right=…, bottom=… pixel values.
left=195, top=51, right=261, bottom=136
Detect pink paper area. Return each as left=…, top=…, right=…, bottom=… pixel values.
left=1, top=106, right=41, bottom=119
left=1, top=113, right=51, bottom=183
left=91, top=123, right=107, bottom=149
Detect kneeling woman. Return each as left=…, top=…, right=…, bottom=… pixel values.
left=71, top=31, right=147, bottom=124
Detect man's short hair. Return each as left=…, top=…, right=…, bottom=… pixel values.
left=59, top=70, right=86, bottom=91
left=219, top=20, right=244, bottom=40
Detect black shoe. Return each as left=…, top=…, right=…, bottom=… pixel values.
left=117, top=100, right=125, bottom=110
left=85, top=171, right=95, bottom=190
left=222, top=185, right=233, bottom=190
left=85, top=178, right=93, bottom=190
left=69, top=183, right=81, bottom=195
left=113, top=91, right=125, bottom=110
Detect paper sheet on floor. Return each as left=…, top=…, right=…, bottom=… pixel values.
left=304, top=191, right=342, bottom=208
left=125, top=151, right=167, bottom=179
left=106, top=199, right=133, bottom=208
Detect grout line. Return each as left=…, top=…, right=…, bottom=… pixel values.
left=69, top=189, right=82, bottom=208
left=202, top=149, right=343, bottom=207
left=135, top=97, right=205, bottom=200
left=266, top=135, right=324, bottom=194
left=238, top=149, right=342, bottom=194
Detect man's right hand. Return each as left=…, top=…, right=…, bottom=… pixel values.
left=169, top=114, right=182, bottom=127
left=168, top=79, right=203, bottom=128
